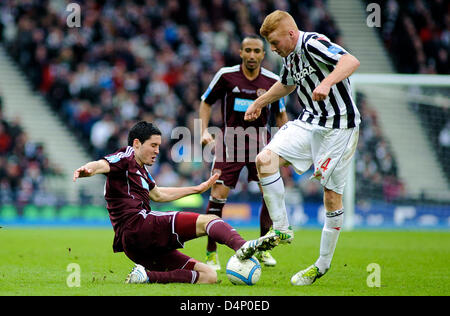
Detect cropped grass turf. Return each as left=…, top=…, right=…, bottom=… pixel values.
left=0, top=227, right=448, bottom=296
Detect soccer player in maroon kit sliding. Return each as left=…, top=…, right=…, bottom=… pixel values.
left=73, top=121, right=281, bottom=284
left=200, top=35, right=288, bottom=269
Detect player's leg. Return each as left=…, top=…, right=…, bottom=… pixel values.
left=246, top=163, right=273, bottom=237
left=256, top=121, right=313, bottom=243
left=204, top=161, right=242, bottom=269
left=314, top=188, right=344, bottom=273
left=252, top=181, right=277, bottom=266
left=255, top=148, right=293, bottom=242
left=291, top=126, right=358, bottom=285
left=126, top=251, right=217, bottom=284
left=259, top=198, right=272, bottom=236
left=204, top=183, right=230, bottom=270
left=194, top=213, right=281, bottom=260
left=315, top=127, right=358, bottom=276
left=291, top=190, right=345, bottom=286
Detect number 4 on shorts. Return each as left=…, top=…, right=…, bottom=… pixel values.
left=320, top=158, right=331, bottom=172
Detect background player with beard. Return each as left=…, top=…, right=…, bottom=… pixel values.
left=199, top=35, right=288, bottom=270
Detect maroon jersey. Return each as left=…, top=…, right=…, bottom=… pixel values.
left=201, top=65, right=286, bottom=162
left=103, top=146, right=156, bottom=251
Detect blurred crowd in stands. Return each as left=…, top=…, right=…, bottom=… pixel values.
left=354, top=92, right=404, bottom=202
left=373, top=0, right=449, bottom=74
left=371, top=0, right=449, bottom=187
left=0, top=0, right=446, bottom=206
left=0, top=93, right=62, bottom=207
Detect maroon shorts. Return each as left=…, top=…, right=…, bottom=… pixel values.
left=212, top=161, right=259, bottom=188
left=121, top=210, right=200, bottom=271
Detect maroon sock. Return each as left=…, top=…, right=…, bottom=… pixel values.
left=206, top=218, right=246, bottom=251
left=146, top=269, right=199, bottom=284
left=205, top=198, right=226, bottom=252
left=260, top=200, right=273, bottom=236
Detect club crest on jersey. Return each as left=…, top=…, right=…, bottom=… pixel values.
left=257, top=88, right=267, bottom=97
left=294, top=65, right=316, bottom=82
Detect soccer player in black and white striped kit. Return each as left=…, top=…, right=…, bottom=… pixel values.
left=245, top=10, right=361, bottom=285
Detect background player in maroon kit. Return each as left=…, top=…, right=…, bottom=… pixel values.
left=73, top=121, right=281, bottom=284
left=199, top=35, right=289, bottom=269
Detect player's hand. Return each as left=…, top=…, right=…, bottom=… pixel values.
left=201, top=130, right=215, bottom=146
left=312, top=83, right=331, bottom=102
left=73, top=166, right=94, bottom=182
left=196, top=173, right=220, bottom=194
left=244, top=102, right=262, bottom=121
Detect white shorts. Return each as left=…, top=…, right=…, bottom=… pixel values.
left=265, top=120, right=359, bottom=194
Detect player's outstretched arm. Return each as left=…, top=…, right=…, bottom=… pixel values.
left=73, top=159, right=110, bottom=182
left=199, top=100, right=214, bottom=146
left=149, top=173, right=220, bottom=203
left=245, top=81, right=296, bottom=121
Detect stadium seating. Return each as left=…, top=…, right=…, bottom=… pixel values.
left=0, top=0, right=446, bottom=207
left=0, top=0, right=343, bottom=204
left=368, top=0, right=449, bottom=75
left=0, top=94, right=61, bottom=208
left=368, top=0, right=449, bottom=185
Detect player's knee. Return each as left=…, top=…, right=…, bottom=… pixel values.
left=256, top=150, right=279, bottom=175
left=196, top=214, right=220, bottom=236
left=323, top=188, right=343, bottom=211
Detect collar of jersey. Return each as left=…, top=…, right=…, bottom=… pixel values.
left=293, top=30, right=305, bottom=55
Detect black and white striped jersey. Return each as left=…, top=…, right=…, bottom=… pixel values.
left=280, top=31, right=361, bottom=129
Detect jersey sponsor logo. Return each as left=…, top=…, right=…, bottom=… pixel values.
left=327, top=45, right=342, bottom=54
left=233, top=98, right=254, bottom=112
left=293, top=65, right=316, bottom=82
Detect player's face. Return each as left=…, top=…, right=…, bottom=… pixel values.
left=240, top=38, right=265, bottom=71
left=266, top=28, right=295, bottom=58
left=134, top=135, right=161, bottom=166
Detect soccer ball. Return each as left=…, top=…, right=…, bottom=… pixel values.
left=226, top=254, right=261, bottom=285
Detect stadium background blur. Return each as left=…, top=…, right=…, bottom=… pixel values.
left=0, top=0, right=448, bottom=228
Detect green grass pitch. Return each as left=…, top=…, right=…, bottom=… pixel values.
left=0, top=227, right=448, bottom=296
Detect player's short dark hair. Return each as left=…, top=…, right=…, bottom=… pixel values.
left=128, top=121, right=161, bottom=146
left=241, top=34, right=264, bottom=48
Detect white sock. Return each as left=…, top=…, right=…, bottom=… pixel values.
left=260, top=171, right=290, bottom=231
left=315, top=209, right=344, bottom=274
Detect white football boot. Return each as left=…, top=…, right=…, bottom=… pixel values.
left=236, top=232, right=281, bottom=260
left=291, top=264, right=328, bottom=286
left=125, top=264, right=149, bottom=284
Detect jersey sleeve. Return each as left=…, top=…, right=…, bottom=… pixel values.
left=103, top=147, right=130, bottom=174
left=201, top=69, right=227, bottom=105
left=144, top=167, right=157, bottom=191
left=305, top=35, right=348, bottom=66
